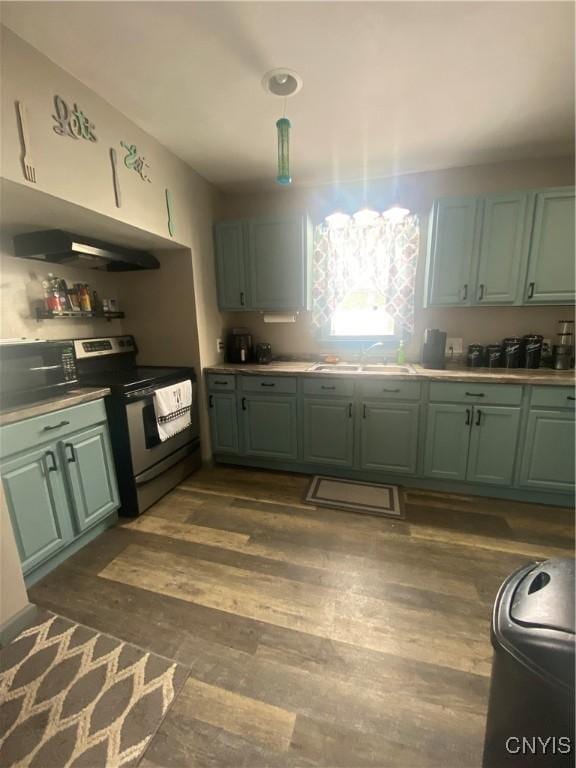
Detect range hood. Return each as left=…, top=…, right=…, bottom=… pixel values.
left=13, top=230, right=160, bottom=271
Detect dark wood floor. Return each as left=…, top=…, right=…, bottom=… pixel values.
left=29, top=466, right=574, bottom=768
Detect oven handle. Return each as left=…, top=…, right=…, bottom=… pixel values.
left=124, top=379, right=194, bottom=402
left=30, top=364, right=63, bottom=371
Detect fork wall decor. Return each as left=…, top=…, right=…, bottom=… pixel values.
left=15, top=100, right=37, bottom=183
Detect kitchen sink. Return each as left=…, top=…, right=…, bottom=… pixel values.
left=309, top=363, right=360, bottom=372
left=361, top=364, right=412, bottom=374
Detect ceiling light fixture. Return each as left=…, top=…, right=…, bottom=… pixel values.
left=262, top=68, right=303, bottom=185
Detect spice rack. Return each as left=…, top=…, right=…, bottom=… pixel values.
left=35, top=309, right=125, bottom=322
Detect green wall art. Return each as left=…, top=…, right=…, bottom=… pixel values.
left=52, top=95, right=97, bottom=141
left=120, top=141, right=151, bottom=182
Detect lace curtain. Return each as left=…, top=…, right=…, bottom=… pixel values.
left=311, top=213, right=420, bottom=335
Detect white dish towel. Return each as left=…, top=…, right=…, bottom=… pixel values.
left=153, top=379, right=192, bottom=442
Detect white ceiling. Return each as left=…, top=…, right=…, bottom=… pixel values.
left=1, top=1, right=574, bottom=191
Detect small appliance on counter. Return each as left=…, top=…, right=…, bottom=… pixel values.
left=255, top=342, right=273, bottom=364
left=521, top=334, right=544, bottom=369
left=553, top=320, right=574, bottom=370
left=225, top=329, right=253, bottom=363
left=0, top=338, right=78, bottom=410
left=466, top=344, right=484, bottom=368
left=501, top=337, right=522, bottom=368
left=485, top=344, right=502, bottom=368
left=421, top=329, right=446, bottom=369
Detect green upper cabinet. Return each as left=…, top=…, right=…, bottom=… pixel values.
left=214, top=220, right=248, bottom=310
left=519, top=408, right=575, bottom=492
left=360, top=402, right=419, bottom=474
left=209, top=392, right=239, bottom=454
left=302, top=398, right=354, bottom=467
left=525, top=187, right=576, bottom=304
left=426, top=197, right=479, bottom=306
left=474, top=193, right=532, bottom=305
left=60, top=425, right=119, bottom=532
left=214, top=214, right=311, bottom=312
left=426, top=186, right=575, bottom=309
left=248, top=215, right=310, bottom=310
left=466, top=406, right=521, bottom=485
left=1, top=444, right=74, bottom=574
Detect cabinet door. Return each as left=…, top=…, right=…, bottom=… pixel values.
left=525, top=188, right=575, bottom=304
left=519, top=409, right=575, bottom=492
left=427, top=198, right=479, bottom=306
left=302, top=398, right=354, bottom=467
left=209, top=393, right=239, bottom=454
left=475, top=193, right=531, bottom=305
left=466, top=406, right=520, bottom=486
left=62, top=425, right=119, bottom=532
left=214, top=221, right=248, bottom=310
left=241, top=395, right=298, bottom=460
left=423, top=403, right=471, bottom=480
left=248, top=216, right=307, bottom=310
left=360, top=402, right=419, bottom=474
left=1, top=446, right=73, bottom=574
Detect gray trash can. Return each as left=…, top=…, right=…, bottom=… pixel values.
left=483, top=558, right=575, bottom=767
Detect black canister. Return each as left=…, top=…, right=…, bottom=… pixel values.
left=502, top=337, right=522, bottom=368
left=467, top=344, right=484, bottom=368
left=485, top=344, right=502, bottom=368
left=522, top=334, right=543, bottom=369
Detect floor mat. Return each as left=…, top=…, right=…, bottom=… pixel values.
left=305, top=475, right=404, bottom=519
left=0, top=611, right=188, bottom=768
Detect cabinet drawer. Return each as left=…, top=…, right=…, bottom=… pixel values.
left=241, top=376, right=297, bottom=394
left=303, top=378, right=354, bottom=397
left=359, top=380, right=421, bottom=400
left=429, top=382, right=522, bottom=405
left=0, top=399, right=108, bottom=459
left=206, top=374, right=236, bottom=391
left=530, top=386, right=576, bottom=409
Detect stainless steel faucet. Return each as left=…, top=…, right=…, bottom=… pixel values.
left=360, top=341, right=385, bottom=363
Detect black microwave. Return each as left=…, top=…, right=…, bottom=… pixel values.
left=0, top=339, right=78, bottom=411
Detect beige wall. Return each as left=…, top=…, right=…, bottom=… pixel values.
left=222, top=156, right=575, bottom=359
left=0, top=27, right=225, bottom=456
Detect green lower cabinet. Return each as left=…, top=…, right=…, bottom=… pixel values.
left=1, top=444, right=74, bottom=574
left=60, top=425, right=119, bottom=531
left=209, top=393, right=239, bottom=454
left=360, top=402, right=419, bottom=474
left=519, top=409, right=575, bottom=492
left=241, top=395, right=298, bottom=460
left=423, top=403, right=471, bottom=480
left=302, top=398, right=354, bottom=467
left=466, top=406, right=520, bottom=485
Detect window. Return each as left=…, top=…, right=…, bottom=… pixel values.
left=312, top=208, right=419, bottom=339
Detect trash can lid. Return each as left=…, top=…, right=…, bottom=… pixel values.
left=510, top=558, right=575, bottom=634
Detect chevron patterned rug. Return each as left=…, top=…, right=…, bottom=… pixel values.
left=0, top=611, right=188, bottom=767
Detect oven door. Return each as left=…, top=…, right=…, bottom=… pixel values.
left=125, top=378, right=200, bottom=477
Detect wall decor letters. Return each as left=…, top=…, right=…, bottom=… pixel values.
left=15, top=101, right=37, bottom=183
left=52, top=95, right=97, bottom=141
left=120, top=141, right=151, bottom=182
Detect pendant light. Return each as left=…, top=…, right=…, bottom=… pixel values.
left=262, top=68, right=303, bottom=186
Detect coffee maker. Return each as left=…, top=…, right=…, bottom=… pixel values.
left=422, top=329, right=447, bottom=369
left=552, top=320, right=574, bottom=370
left=225, top=329, right=253, bottom=363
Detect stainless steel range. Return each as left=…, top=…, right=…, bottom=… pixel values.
left=74, top=335, right=200, bottom=516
